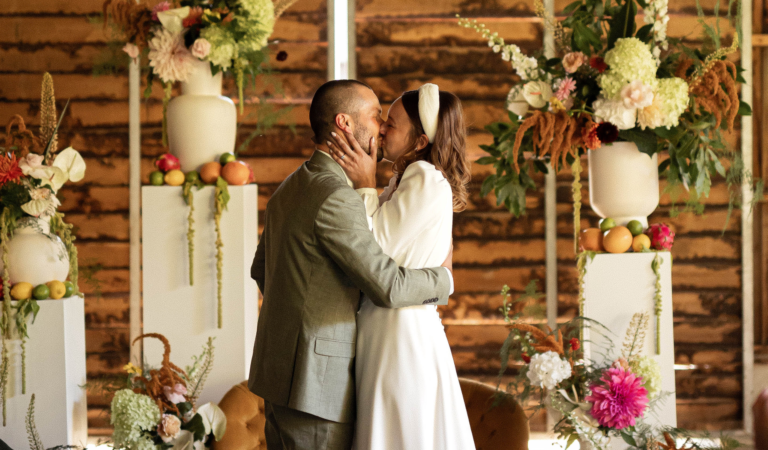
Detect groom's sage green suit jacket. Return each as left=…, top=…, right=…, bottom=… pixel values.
left=248, top=151, right=451, bottom=424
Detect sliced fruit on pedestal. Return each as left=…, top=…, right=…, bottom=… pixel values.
left=46, top=280, right=66, bottom=299
left=11, top=282, right=33, bottom=300
left=64, top=281, right=75, bottom=298
left=32, top=284, right=50, bottom=300
left=603, top=226, right=632, bottom=253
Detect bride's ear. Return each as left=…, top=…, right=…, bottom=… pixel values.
left=415, top=134, right=429, bottom=151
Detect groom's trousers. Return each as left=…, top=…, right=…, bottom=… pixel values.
left=264, top=400, right=354, bottom=450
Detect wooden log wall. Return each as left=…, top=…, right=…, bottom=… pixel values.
left=356, top=0, right=747, bottom=431
left=0, top=0, right=748, bottom=434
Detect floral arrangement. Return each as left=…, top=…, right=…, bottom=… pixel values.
left=109, top=334, right=226, bottom=449
left=499, top=285, right=733, bottom=449
left=459, top=0, right=757, bottom=219
left=0, top=73, right=85, bottom=426
left=102, top=0, right=297, bottom=143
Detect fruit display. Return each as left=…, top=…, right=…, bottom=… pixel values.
left=581, top=218, right=675, bottom=255
left=6, top=279, right=73, bottom=301
left=149, top=153, right=255, bottom=188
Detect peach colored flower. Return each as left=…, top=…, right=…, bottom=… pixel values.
left=183, top=6, right=204, bottom=28
left=157, top=414, right=182, bottom=443
left=163, top=383, right=188, bottom=404
left=620, top=80, right=654, bottom=109
left=123, top=43, right=140, bottom=60
left=562, top=52, right=587, bottom=73
left=582, top=123, right=601, bottom=150
left=191, top=38, right=211, bottom=59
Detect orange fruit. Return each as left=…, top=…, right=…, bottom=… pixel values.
left=199, top=162, right=222, bottom=184
left=578, top=228, right=604, bottom=252
left=221, top=161, right=250, bottom=186
left=603, top=226, right=633, bottom=254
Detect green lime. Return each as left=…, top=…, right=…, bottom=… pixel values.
left=599, top=218, right=617, bottom=232
left=149, top=171, right=164, bottom=186
left=219, top=152, right=236, bottom=165
left=32, top=284, right=50, bottom=300
left=627, top=220, right=644, bottom=237
left=64, top=281, right=75, bottom=298
left=185, top=171, right=200, bottom=183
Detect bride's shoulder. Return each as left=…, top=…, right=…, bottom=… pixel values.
left=403, top=161, right=447, bottom=184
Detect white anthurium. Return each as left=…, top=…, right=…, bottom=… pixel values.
left=197, top=402, right=227, bottom=440
left=170, top=430, right=195, bottom=450
left=25, top=164, right=68, bottom=193
left=52, top=147, right=86, bottom=183
left=158, top=7, right=191, bottom=34
left=21, top=188, right=60, bottom=219
left=506, top=86, right=529, bottom=117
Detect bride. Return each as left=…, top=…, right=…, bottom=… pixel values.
left=327, top=84, right=475, bottom=450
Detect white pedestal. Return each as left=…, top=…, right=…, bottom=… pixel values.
left=0, top=296, right=87, bottom=448
left=142, top=186, right=258, bottom=406
left=582, top=252, right=677, bottom=431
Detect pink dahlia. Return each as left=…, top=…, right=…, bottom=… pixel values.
left=586, top=366, right=648, bottom=429
left=151, top=1, right=171, bottom=21
left=646, top=223, right=675, bottom=251
left=554, top=77, right=577, bottom=101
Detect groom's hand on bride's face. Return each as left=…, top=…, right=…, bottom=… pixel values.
left=328, top=129, right=378, bottom=190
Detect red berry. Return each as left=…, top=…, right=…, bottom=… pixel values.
left=570, top=338, right=580, bottom=351
left=522, top=354, right=531, bottom=364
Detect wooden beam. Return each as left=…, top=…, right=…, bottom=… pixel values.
left=753, top=34, right=768, bottom=46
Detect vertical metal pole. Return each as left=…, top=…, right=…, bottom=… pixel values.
left=544, top=0, right=557, bottom=333
left=741, top=0, right=755, bottom=433
left=129, top=60, right=142, bottom=364
left=543, top=0, right=558, bottom=432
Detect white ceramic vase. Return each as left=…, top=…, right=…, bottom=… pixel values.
left=588, top=141, right=659, bottom=227
left=167, top=58, right=237, bottom=172
left=0, top=216, right=70, bottom=286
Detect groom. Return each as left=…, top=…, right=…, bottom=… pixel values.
left=248, top=79, right=454, bottom=450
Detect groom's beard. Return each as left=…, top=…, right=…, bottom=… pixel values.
left=353, top=127, right=383, bottom=161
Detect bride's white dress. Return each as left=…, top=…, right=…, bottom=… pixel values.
left=352, top=160, right=475, bottom=450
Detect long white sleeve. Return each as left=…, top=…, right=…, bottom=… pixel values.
left=357, top=161, right=455, bottom=293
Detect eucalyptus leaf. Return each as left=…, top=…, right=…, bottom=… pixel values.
left=607, top=0, right=638, bottom=50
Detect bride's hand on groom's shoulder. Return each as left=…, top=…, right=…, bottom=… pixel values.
left=328, top=129, right=377, bottom=189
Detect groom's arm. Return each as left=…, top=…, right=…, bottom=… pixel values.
left=250, top=228, right=267, bottom=294
left=315, top=188, right=451, bottom=309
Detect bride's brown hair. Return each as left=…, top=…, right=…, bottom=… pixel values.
left=395, top=90, right=471, bottom=212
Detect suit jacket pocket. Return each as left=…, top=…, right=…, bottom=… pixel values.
left=314, top=338, right=355, bottom=358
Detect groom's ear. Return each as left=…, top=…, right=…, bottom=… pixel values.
left=334, top=113, right=354, bottom=133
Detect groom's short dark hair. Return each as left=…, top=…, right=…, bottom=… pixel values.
left=310, top=80, right=372, bottom=144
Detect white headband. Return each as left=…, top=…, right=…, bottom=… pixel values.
left=418, top=83, right=440, bottom=143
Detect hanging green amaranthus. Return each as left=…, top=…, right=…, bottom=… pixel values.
left=571, top=158, right=582, bottom=255
left=214, top=177, right=230, bottom=329
left=651, top=253, right=663, bottom=355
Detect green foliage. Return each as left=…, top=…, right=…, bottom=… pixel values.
left=26, top=394, right=44, bottom=450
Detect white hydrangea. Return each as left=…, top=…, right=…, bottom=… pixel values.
left=526, top=351, right=572, bottom=390
left=655, top=77, right=690, bottom=128
left=599, top=38, right=658, bottom=100
left=629, top=355, right=663, bottom=399
left=592, top=96, right=638, bottom=130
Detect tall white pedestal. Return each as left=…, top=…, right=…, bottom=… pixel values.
left=142, top=186, right=258, bottom=406
left=0, top=296, right=87, bottom=448
left=582, top=252, right=677, bottom=431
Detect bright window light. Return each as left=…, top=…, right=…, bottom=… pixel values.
left=333, top=0, right=349, bottom=79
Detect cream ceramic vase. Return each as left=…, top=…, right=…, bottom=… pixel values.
left=588, top=141, right=659, bottom=228
left=167, top=58, right=237, bottom=172
left=0, top=216, right=70, bottom=286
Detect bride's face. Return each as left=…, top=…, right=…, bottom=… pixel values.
left=379, top=98, right=416, bottom=163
